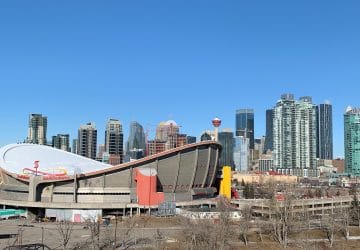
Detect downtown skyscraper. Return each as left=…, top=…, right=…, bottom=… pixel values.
left=105, top=119, right=123, bottom=164
left=26, top=114, right=47, bottom=145
left=218, top=129, right=234, bottom=168
left=273, top=94, right=317, bottom=177
left=344, top=107, right=360, bottom=176
left=235, top=109, right=254, bottom=149
left=78, top=122, right=97, bottom=160
left=126, top=121, right=146, bottom=160
left=233, top=136, right=249, bottom=172
left=317, top=102, right=333, bottom=160
left=156, top=120, right=180, bottom=150
left=72, top=139, right=78, bottom=154
left=52, top=134, right=70, bottom=152
left=264, top=109, right=274, bottom=153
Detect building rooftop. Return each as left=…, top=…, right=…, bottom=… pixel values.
left=345, top=106, right=360, bottom=114
left=0, top=143, right=111, bottom=175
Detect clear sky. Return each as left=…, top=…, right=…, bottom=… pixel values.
left=0, top=1, right=359, bottom=157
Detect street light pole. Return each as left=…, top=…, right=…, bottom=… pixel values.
left=113, top=215, right=117, bottom=250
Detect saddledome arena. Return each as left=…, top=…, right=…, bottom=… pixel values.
left=0, top=141, right=221, bottom=217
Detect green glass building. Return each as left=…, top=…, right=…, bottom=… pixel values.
left=344, top=107, right=360, bottom=176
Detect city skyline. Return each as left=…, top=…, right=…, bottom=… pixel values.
left=0, top=94, right=352, bottom=159
left=1, top=1, right=360, bottom=157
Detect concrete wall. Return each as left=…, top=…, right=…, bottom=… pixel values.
left=45, top=209, right=102, bottom=222
left=232, top=172, right=298, bottom=184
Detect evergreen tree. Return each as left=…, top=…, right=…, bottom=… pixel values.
left=350, top=193, right=360, bottom=227
left=249, top=185, right=255, bottom=199
left=307, top=189, right=314, bottom=198
left=315, top=188, right=323, bottom=198
left=241, top=178, right=246, bottom=187
left=243, top=183, right=250, bottom=199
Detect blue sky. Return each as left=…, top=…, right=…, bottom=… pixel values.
left=0, top=1, right=359, bottom=157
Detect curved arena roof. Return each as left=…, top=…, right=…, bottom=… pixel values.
left=0, top=141, right=222, bottom=208
left=0, top=143, right=111, bottom=175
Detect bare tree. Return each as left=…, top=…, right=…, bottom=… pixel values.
left=238, top=205, right=252, bottom=246
left=216, top=210, right=232, bottom=250
left=179, top=217, right=218, bottom=250
left=119, top=216, right=137, bottom=249
left=315, top=188, right=323, bottom=198
left=321, top=216, right=336, bottom=247
left=154, top=228, right=165, bottom=249
left=85, top=216, right=101, bottom=250
left=269, top=188, right=297, bottom=248
left=56, top=220, right=73, bottom=250
left=255, top=220, right=266, bottom=243
left=350, top=193, right=360, bottom=228
left=340, top=207, right=351, bottom=240
left=307, top=188, right=314, bottom=198
left=293, top=208, right=313, bottom=250
left=257, top=180, right=276, bottom=199
left=101, top=225, right=114, bottom=249
left=321, top=207, right=343, bottom=248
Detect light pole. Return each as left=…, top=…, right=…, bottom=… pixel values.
left=34, top=160, right=40, bottom=176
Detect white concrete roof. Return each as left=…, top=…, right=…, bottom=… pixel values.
left=0, top=144, right=111, bottom=175
left=164, top=120, right=178, bottom=126
left=137, top=168, right=157, bottom=176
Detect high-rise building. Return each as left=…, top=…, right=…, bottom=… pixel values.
left=156, top=120, right=179, bottom=141
left=52, top=134, right=70, bottom=152
left=128, top=149, right=145, bottom=161
left=186, top=136, right=196, bottom=144
left=102, top=152, right=122, bottom=166
left=233, top=136, right=249, bottom=172
left=254, top=137, right=265, bottom=157
left=264, top=109, right=274, bottom=153
left=218, top=129, right=234, bottom=168
left=317, top=102, right=333, bottom=160
left=147, top=140, right=166, bottom=156
left=273, top=94, right=318, bottom=177
left=97, top=144, right=105, bottom=159
left=295, top=97, right=317, bottom=173
left=126, top=121, right=146, bottom=158
left=27, top=114, right=47, bottom=145
left=344, top=107, right=360, bottom=176
left=78, top=122, right=97, bottom=159
left=235, top=109, right=254, bottom=149
left=273, top=94, right=295, bottom=170
left=176, top=134, right=187, bottom=148
left=105, top=119, right=123, bottom=164
left=156, top=120, right=180, bottom=150
left=72, top=139, right=78, bottom=154
left=259, top=158, right=274, bottom=172
left=251, top=137, right=266, bottom=165
left=200, top=131, right=214, bottom=141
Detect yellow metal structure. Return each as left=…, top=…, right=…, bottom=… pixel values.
left=219, top=166, right=231, bottom=199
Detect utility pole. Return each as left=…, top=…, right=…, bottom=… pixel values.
left=97, top=219, right=100, bottom=249
left=41, top=226, right=44, bottom=245
left=113, top=214, right=118, bottom=250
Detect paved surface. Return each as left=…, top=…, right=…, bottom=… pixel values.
left=0, top=218, right=182, bottom=249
